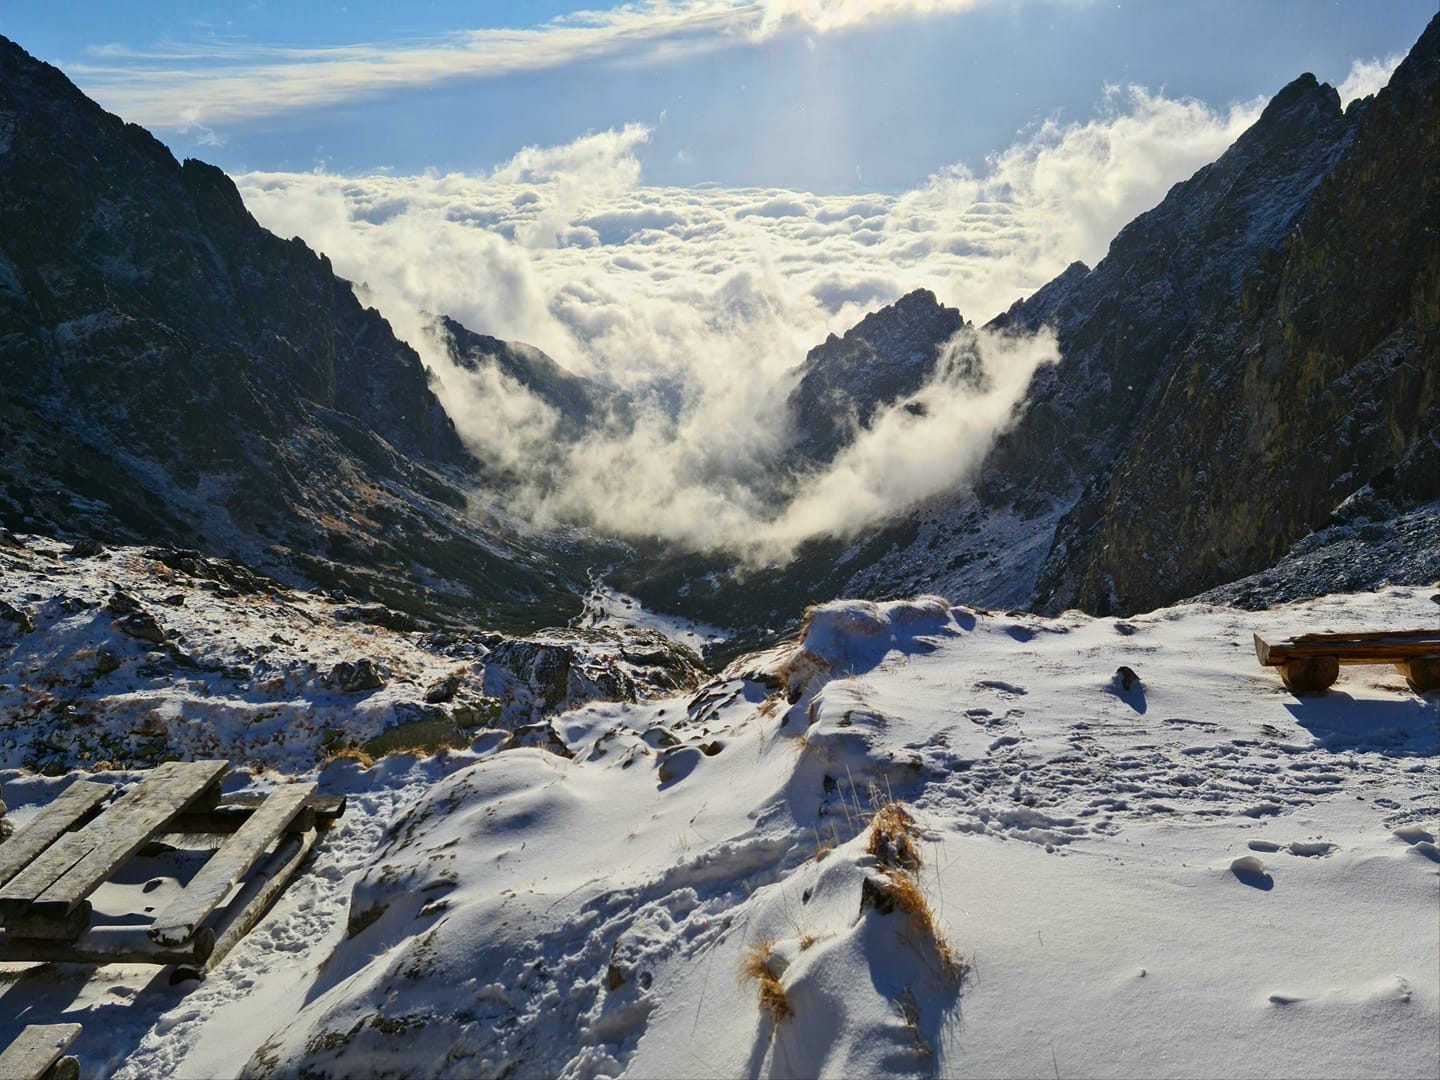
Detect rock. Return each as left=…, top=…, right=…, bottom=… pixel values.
left=500, top=723, right=573, bottom=758
left=106, top=590, right=142, bottom=615
left=115, top=610, right=166, bottom=644
left=859, top=876, right=896, bottom=916
left=424, top=674, right=464, bottom=704
left=325, top=659, right=388, bottom=693
left=657, top=745, right=702, bottom=785
left=0, top=599, right=35, bottom=634
left=94, top=647, right=122, bottom=675
left=362, top=705, right=467, bottom=759
left=333, top=604, right=422, bottom=632
left=67, top=538, right=105, bottom=556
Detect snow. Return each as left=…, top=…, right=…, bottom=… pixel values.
left=1, top=558, right=1437, bottom=1078
left=576, top=578, right=729, bottom=654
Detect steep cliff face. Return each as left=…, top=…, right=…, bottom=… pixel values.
left=1040, top=16, right=1439, bottom=613
left=784, top=14, right=1438, bottom=619
left=438, top=315, right=627, bottom=441
left=0, top=36, right=588, bottom=629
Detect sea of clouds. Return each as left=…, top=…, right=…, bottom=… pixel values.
left=234, top=70, right=1387, bottom=563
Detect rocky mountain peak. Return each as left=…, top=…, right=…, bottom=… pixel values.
left=0, top=33, right=600, bottom=631
left=784, top=289, right=971, bottom=466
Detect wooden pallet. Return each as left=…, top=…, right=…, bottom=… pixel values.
left=0, top=762, right=343, bottom=977
left=1254, top=629, right=1440, bottom=693
left=0, top=1023, right=81, bottom=1080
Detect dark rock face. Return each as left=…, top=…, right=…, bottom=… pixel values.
left=768, top=14, right=1438, bottom=619
left=438, top=316, right=627, bottom=440
left=0, top=36, right=590, bottom=631
left=1029, top=23, right=1440, bottom=613
left=784, top=289, right=974, bottom=467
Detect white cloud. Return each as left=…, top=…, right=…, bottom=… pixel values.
left=234, top=82, right=1263, bottom=562
left=1336, top=53, right=1404, bottom=106
left=71, top=1, right=994, bottom=132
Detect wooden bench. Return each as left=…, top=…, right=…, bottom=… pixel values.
left=1254, top=629, right=1440, bottom=693
left=0, top=762, right=343, bottom=977
left=0, top=1023, right=81, bottom=1080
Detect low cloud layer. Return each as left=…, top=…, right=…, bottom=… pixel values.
left=235, top=84, right=1263, bottom=562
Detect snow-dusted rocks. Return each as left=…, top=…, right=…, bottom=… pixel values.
left=0, top=534, right=702, bottom=775
left=97, top=589, right=1428, bottom=1080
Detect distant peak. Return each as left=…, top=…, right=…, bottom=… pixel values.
left=1257, top=72, right=1341, bottom=128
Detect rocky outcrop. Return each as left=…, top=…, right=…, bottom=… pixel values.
left=761, top=14, right=1439, bottom=619
left=438, top=316, right=627, bottom=440
left=0, top=35, right=596, bottom=631
left=1032, top=20, right=1439, bottom=613
left=784, top=289, right=974, bottom=467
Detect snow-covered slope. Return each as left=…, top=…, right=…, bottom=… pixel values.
left=0, top=533, right=702, bottom=776
left=3, top=584, right=1433, bottom=1078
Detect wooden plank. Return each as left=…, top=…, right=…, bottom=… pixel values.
left=3, top=902, right=92, bottom=941
left=15, top=760, right=229, bottom=920
left=0, top=832, right=96, bottom=921
left=149, top=782, right=316, bottom=946
left=1257, top=630, right=1440, bottom=666
left=1254, top=633, right=1274, bottom=666
left=0, top=925, right=214, bottom=966
left=0, top=780, right=114, bottom=889
left=0, top=1023, right=81, bottom=1080
left=1266, top=641, right=1440, bottom=663
left=166, top=793, right=346, bottom=835
left=1290, top=628, right=1440, bottom=645
left=187, top=826, right=317, bottom=980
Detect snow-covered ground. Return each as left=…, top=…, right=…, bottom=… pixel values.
left=1, top=552, right=1436, bottom=1078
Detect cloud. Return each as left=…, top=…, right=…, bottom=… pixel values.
left=1336, top=53, right=1404, bottom=105
left=69, top=1, right=994, bottom=132
left=233, top=82, right=1263, bottom=563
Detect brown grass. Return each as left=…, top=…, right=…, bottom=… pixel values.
left=741, top=942, right=794, bottom=1024
left=872, top=873, right=964, bottom=983
left=322, top=746, right=376, bottom=770
left=865, top=801, right=965, bottom=985
left=868, top=801, right=922, bottom=873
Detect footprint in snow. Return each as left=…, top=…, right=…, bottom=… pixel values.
left=975, top=679, right=1026, bottom=696
left=1286, top=840, right=1336, bottom=857
left=1230, top=855, right=1274, bottom=890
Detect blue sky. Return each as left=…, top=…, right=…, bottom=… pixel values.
left=3, top=1, right=1432, bottom=191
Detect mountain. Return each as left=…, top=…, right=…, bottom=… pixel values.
left=436, top=315, right=629, bottom=441
left=0, top=36, right=597, bottom=631
left=705, top=12, right=1438, bottom=622
left=784, top=289, right=975, bottom=467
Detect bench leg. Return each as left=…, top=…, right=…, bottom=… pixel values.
left=1396, top=656, right=1440, bottom=694
left=1279, top=656, right=1338, bottom=693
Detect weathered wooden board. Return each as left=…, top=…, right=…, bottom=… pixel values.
left=1255, top=631, right=1440, bottom=666
left=189, top=826, right=317, bottom=979
left=0, top=760, right=228, bottom=920
left=3, top=901, right=93, bottom=941
left=0, top=925, right=214, bottom=966
left=0, top=780, right=113, bottom=890
left=1291, top=628, right=1440, bottom=645
left=0, top=1023, right=81, bottom=1080
left=150, top=782, right=316, bottom=946
left=166, top=792, right=346, bottom=835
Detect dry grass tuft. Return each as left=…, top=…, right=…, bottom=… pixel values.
left=741, top=941, right=794, bottom=1024
left=868, top=800, right=922, bottom=873
left=871, top=873, right=964, bottom=983
left=862, top=801, right=966, bottom=985
left=322, top=746, right=375, bottom=770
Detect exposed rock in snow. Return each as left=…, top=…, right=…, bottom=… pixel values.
left=2, top=590, right=1417, bottom=1078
